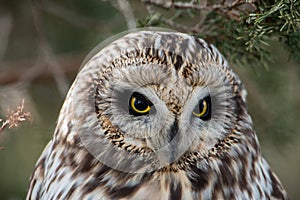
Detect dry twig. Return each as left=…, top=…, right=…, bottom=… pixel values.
left=0, top=100, right=31, bottom=150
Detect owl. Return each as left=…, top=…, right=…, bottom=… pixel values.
left=27, top=30, right=288, bottom=200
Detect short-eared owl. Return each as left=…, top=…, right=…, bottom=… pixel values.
left=27, top=30, right=288, bottom=199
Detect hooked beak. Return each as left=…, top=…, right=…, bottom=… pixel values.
left=155, top=119, right=183, bottom=164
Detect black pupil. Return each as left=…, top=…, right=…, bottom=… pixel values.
left=197, top=96, right=211, bottom=120
left=198, top=100, right=205, bottom=113
left=129, top=92, right=153, bottom=116
left=134, top=98, right=148, bottom=111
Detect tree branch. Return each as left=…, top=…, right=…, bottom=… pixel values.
left=0, top=11, right=12, bottom=60
left=32, top=0, right=69, bottom=96
left=114, top=0, right=137, bottom=29
left=42, top=1, right=111, bottom=33
left=0, top=53, right=85, bottom=85
left=142, top=0, right=256, bottom=16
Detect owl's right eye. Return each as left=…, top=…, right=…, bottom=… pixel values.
left=193, top=96, right=211, bottom=120
left=129, top=92, right=153, bottom=116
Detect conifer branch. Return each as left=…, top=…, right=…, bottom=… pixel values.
left=139, top=0, right=300, bottom=66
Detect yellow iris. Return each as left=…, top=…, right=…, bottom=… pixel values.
left=193, top=99, right=208, bottom=117
left=130, top=96, right=151, bottom=114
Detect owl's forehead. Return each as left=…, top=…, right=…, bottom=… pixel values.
left=105, top=31, right=227, bottom=69
left=91, top=31, right=231, bottom=84
left=84, top=31, right=240, bottom=96
left=149, top=80, right=193, bottom=113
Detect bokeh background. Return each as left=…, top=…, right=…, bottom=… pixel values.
left=0, top=0, right=299, bottom=199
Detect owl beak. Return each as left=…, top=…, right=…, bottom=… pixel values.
left=169, top=119, right=179, bottom=144
left=155, top=119, right=184, bottom=164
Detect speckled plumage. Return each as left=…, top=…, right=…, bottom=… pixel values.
left=27, top=31, right=288, bottom=200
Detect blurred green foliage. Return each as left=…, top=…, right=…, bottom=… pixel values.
left=0, top=0, right=299, bottom=199
left=138, top=0, right=300, bottom=67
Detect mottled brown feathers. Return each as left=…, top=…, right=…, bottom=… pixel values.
left=27, top=31, right=288, bottom=200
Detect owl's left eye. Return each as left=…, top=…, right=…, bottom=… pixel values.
left=193, top=96, right=211, bottom=120
left=129, top=92, right=153, bottom=116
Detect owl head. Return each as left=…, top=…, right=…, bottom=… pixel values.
left=64, top=30, right=250, bottom=173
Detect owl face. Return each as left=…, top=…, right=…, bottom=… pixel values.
left=70, top=31, right=246, bottom=173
